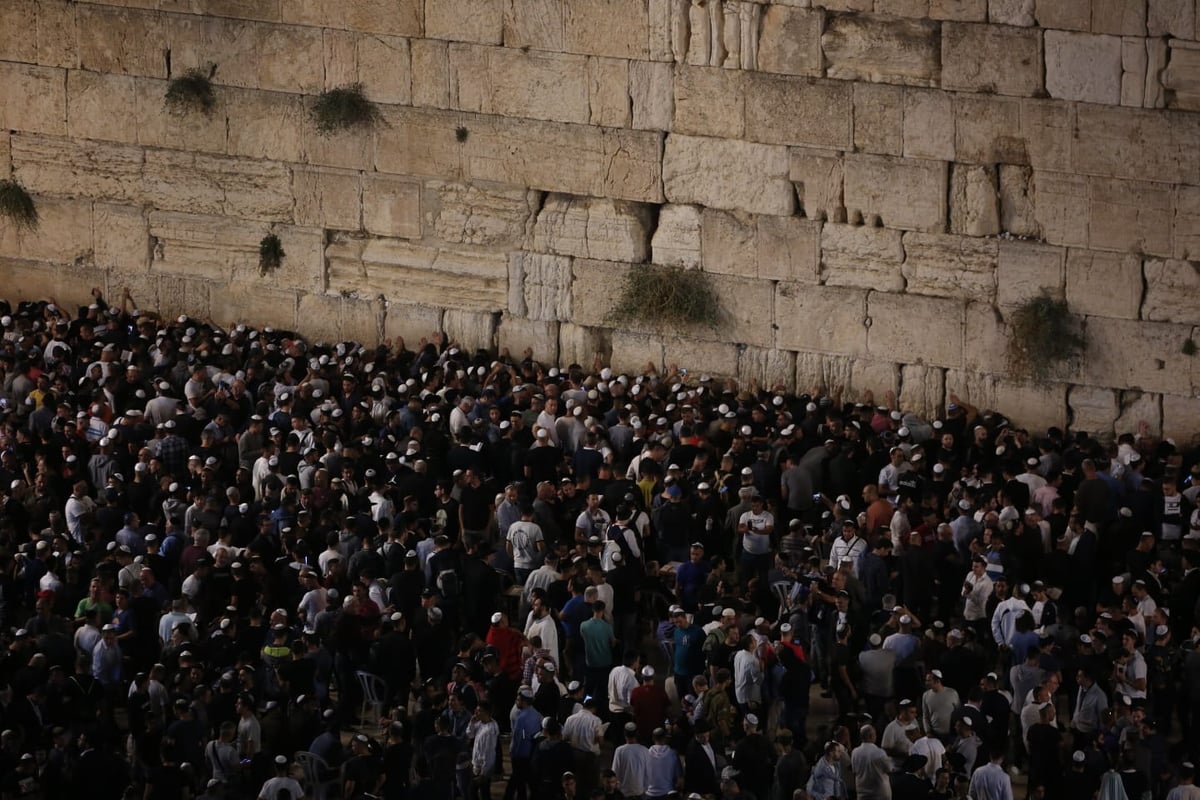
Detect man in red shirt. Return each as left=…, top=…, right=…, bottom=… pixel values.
left=630, top=665, right=670, bottom=743
left=485, top=611, right=524, bottom=681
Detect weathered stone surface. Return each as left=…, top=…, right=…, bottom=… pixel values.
left=1142, top=259, right=1200, bottom=325
left=930, top=0, right=987, bottom=21
left=1163, top=41, right=1200, bottom=111
left=411, top=39, right=450, bottom=108
left=757, top=217, right=821, bottom=283
left=1034, top=0, right=1090, bottom=30
left=776, top=284, right=869, bottom=355
left=900, top=364, right=946, bottom=419
left=1073, top=105, right=1200, bottom=186
left=944, top=370, right=1068, bottom=429
left=327, top=237, right=508, bottom=311
left=1176, top=187, right=1200, bottom=260
left=323, top=29, right=358, bottom=90
left=996, top=240, right=1065, bottom=307
left=1033, top=172, right=1090, bottom=248
left=853, top=83, right=904, bottom=156
left=557, top=323, right=611, bottom=370
left=998, top=165, right=1039, bottom=238
left=954, top=95, right=1025, bottom=165
left=0, top=133, right=9, bottom=180
left=661, top=337, right=740, bottom=377
left=532, top=194, right=653, bottom=263
left=1092, top=0, right=1147, bottom=36
left=503, top=0, right=564, bottom=50
left=0, top=196, right=93, bottom=265
left=0, top=1, right=37, bottom=63
left=756, top=5, right=823, bottom=76
left=708, top=273, right=775, bottom=348
left=149, top=211, right=257, bottom=283
left=449, top=45, right=589, bottom=124
left=292, top=166, right=361, bottom=231
left=663, top=134, right=794, bottom=216
left=949, top=164, right=999, bottom=236
left=1020, top=98, right=1073, bottom=170
left=563, top=0, right=650, bottom=60
left=988, top=0, right=1035, bottom=25
left=282, top=0, right=423, bottom=36
left=508, top=251, right=572, bottom=320
left=1081, top=318, right=1194, bottom=394
left=1088, top=177, right=1172, bottom=257
left=94, top=203, right=149, bottom=273
left=1068, top=385, right=1121, bottom=435
left=610, top=330, right=664, bottom=374
left=568, top=258, right=635, bottom=329
left=143, top=151, right=294, bottom=222
left=674, top=66, right=744, bottom=139
left=133, top=78, right=227, bottom=154
left=630, top=60, right=674, bottom=131
left=66, top=71, right=137, bottom=144
left=869, top=292, right=964, bottom=368
left=382, top=302, right=444, bottom=347
left=588, top=57, right=630, bottom=128
left=843, top=154, right=947, bottom=232
left=1162, top=393, right=1200, bottom=441
left=429, top=181, right=537, bottom=247
left=1114, top=390, right=1163, bottom=438
left=962, top=300, right=1008, bottom=375
left=362, top=175, right=422, bottom=239
left=295, top=293, right=382, bottom=344
left=1045, top=31, right=1123, bottom=105
left=902, top=232, right=998, bottom=301
left=224, top=87, right=307, bottom=164
left=0, top=63, right=67, bottom=136
left=338, top=293, right=385, bottom=345
left=651, top=204, right=703, bottom=268
left=795, top=353, right=900, bottom=404
left=699, top=208, right=756, bottom=278
left=11, top=134, right=144, bottom=205
left=738, top=347, right=798, bottom=394
left=426, top=0, right=503, bottom=44
left=822, top=14, right=940, bottom=87
left=1066, top=249, right=1143, bottom=320
left=358, top=35, right=413, bottom=105
left=742, top=75, right=854, bottom=152
left=878, top=0, right=932, bottom=17
left=1148, top=0, right=1195, bottom=38
left=155, top=276, right=210, bottom=321
left=789, top=149, right=844, bottom=222
left=903, top=89, right=955, bottom=161
left=821, top=224, right=906, bottom=291
left=942, top=22, right=1042, bottom=96
left=498, top=315, right=560, bottom=364
left=76, top=6, right=167, bottom=79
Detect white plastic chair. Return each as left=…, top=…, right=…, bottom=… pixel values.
left=772, top=580, right=795, bottom=612
left=356, top=670, right=389, bottom=727
left=294, top=750, right=338, bottom=800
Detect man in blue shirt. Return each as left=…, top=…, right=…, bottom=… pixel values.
left=507, top=688, right=543, bottom=800
left=672, top=609, right=706, bottom=701
left=674, top=543, right=712, bottom=612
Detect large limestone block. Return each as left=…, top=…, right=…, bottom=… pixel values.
left=133, top=78, right=227, bottom=154
left=674, top=66, right=745, bottom=139
left=564, top=0, right=650, bottom=60
left=853, top=83, right=904, bottom=156
left=989, top=0, right=1035, bottom=25
left=1148, top=0, right=1195, bottom=38
left=224, top=88, right=307, bottom=164
left=566, top=258, right=634, bottom=329
left=1163, top=41, right=1200, bottom=111
left=942, top=22, right=1042, bottom=96
left=1033, top=172, right=1089, bottom=248
left=358, top=35, right=413, bottom=105
left=1081, top=318, right=1193, bottom=395
left=930, top=0, right=987, bottom=21
left=663, top=134, right=794, bottom=216
left=10, top=135, right=145, bottom=205
left=362, top=175, right=422, bottom=240
left=944, top=370, right=1068, bottom=430
left=1068, top=385, right=1120, bottom=435
left=1034, top=0, right=1089, bottom=30
left=651, top=205, right=703, bottom=268
left=961, top=300, right=1008, bottom=375
left=998, top=165, right=1039, bottom=238
left=949, top=164, right=1000, bottom=237
left=295, top=293, right=376, bottom=344
left=1092, top=0, right=1147, bottom=35
left=901, top=232, right=999, bottom=302
left=558, top=323, right=611, bottom=369
left=877, top=0, right=932, bottom=17
left=1073, top=105, right=1200, bottom=186
left=0, top=134, right=8, bottom=180
left=292, top=167, right=362, bottom=231
left=899, top=364, right=946, bottom=420
left=1088, top=177, right=1172, bottom=257
left=1142, top=259, right=1200, bottom=325
left=0, top=196, right=92, bottom=265
left=0, top=1, right=37, bottom=63
left=155, top=276, right=210, bottom=321
left=756, top=5, right=823, bottom=76
left=589, top=57, right=631, bottom=128
left=757, top=217, right=821, bottom=283
left=282, top=0, right=423, bottom=36
left=326, top=237, right=509, bottom=311
left=77, top=6, right=167, bottom=79
left=708, top=273, right=775, bottom=348
left=449, top=45, right=590, bottom=125
left=661, top=337, right=740, bottom=378
left=532, top=194, right=654, bottom=263
left=1020, top=98, right=1072, bottom=170
left=868, top=292, right=965, bottom=369
left=610, top=330, right=664, bottom=375
left=776, top=284, right=869, bottom=355
left=996, top=240, right=1065, bottom=307
left=503, top=0, right=564, bottom=50
left=1176, top=187, right=1200, bottom=260
left=700, top=209, right=757, bottom=278
left=426, top=0, right=503, bottom=43
left=821, top=224, right=906, bottom=291
left=954, top=95, right=1024, bottom=165
left=411, top=40, right=450, bottom=108
left=1066, top=250, right=1143, bottom=320
left=509, top=251, right=573, bottom=320
left=738, top=347, right=798, bottom=394
left=498, top=315, right=560, bottom=364
left=789, top=149, right=844, bottom=222
left=1114, top=390, right=1163, bottom=438
left=745, top=75, right=853, bottom=150
left=903, top=89, right=955, bottom=161
left=143, top=151, right=293, bottom=222
left=428, top=181, right=539, bottom=247
left=383, top=303, right=444, bottom=347
left=842, top=154, right=947, bottom=232
left=1045, top=31, right=1123, bottom=105
left=630, top=61, right=674, bottom=131
left=822, top=14, right=940, bottom=87
left=93, top=203, right=149, bottom=273
left=441, top=309, right=495, bottom=351
left=149, top=211, right=266, bottom=284
left=1162, top=394, right=1200, bottom=441
left=795, top=353, right=900, bottom=403
left=66, top=71, right=138, bottom=144
left=0, top=63, right=66, bottom=136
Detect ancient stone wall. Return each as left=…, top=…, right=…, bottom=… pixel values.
left=2, top=0, right=1199, bottom=437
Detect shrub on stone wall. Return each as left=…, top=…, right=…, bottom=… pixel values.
left=609, top=264, right=722, bottom=331
left=311, top=83, right=382, bottom=135
left=259, top=233, right=284, bottom=275
left=0, top=179, right=39, bottom=231
left=1006, top=294, right=1085, bottom=384
left=164, top=65, right=217, bottom=115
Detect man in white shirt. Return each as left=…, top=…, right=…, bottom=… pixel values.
left=850, top=725, right=892, bottom=800
left=611, top=722, right=650, bottom=798
left=258, top=755, right=304, bottom=800
left=608, top=652, right=641, bottom=719
left=563, top=698, right=606, bottom=794
left=64, top=480, right=97, bottom=545
left=962, top=557, right=994, bottom=639
left=467, top=701, right=500, bottom=790
left=575, top=492, right=612, bottom=545
left=829, top=521, right=868, bottom=577
left=506, top=506, right=545, bottom=583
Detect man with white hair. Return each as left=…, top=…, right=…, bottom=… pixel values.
left=850, top=725, right=892, bottom=800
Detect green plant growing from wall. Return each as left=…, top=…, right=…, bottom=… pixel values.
left=259, top=233, right=285, bottom=275
left=1006, top=294, right=1086, bottom=384
left=165, top=64, right=217, bottom=115
left=608, top=264, right=722, bottom=331
left=456, top=126, right=470, bottom=143
left=311, top=83, right=382, bottom=135
left=1184, top=338, right=1197, bottom=356
left=0, top=179, right=39, bottom=231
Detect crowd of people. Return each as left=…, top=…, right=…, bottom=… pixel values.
left=0, top=289, right=1199, bottom=800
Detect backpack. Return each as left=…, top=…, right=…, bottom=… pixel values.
left=437, top=568, right=460, bottom=599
